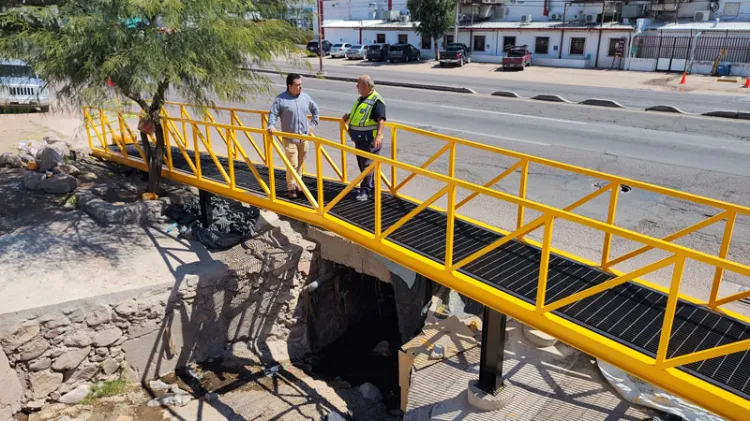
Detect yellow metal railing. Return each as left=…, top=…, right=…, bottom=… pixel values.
left=83, top=103, right=750, bottom=420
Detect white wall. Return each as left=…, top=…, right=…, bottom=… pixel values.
left=326, top=28, right=360, bottom=43
left=628, top=58, right=658, bottom=72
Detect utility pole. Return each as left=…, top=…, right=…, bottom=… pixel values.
left=454, top=0, right=460, bottom=43
left=317, top=0, right=325, bottom=75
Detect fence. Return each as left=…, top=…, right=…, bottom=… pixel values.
left=633, top=33, right=750, bottom=63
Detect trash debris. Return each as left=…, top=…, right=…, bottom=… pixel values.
left=358, top=382, right=383, bottom=402
left=372, top=340, right=392, bottom=357
left=429, top=343, right=445, bottom=360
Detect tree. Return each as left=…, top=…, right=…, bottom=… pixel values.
left=0, top=0, right=303, bottom=193
left=407, top=0, right=455, bottom=61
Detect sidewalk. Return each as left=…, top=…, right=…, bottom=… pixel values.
left=296, top=56, right=750, bottom=96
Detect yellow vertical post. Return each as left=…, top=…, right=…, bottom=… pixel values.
left=445, top=184, right=457, bottom=270
left=340, top=121, right=348, bottom=183
left=536, top=216, right=555, bottom=311
left=99, top=109, right=106, bottom=146
left=117, top=112, right=126, bottom=154
left=193, top=127, right=201, bottom=180
left=709, top=212, right=737, bottom=307
left=316, top=142, right=324, bottom=215
left=391, top=126, right=398, bottom=191
left=229, top=110, right=237, bottom=157
left=266, top=132, right=276, bottom=201
left=181, top=105, right=187, bottom=148
left=164, top=122, right=173, bottom=172
left=656, top=257, right=686, bottom=368
left=84, top=108, right=93, bottom=149
left=374, top=161, right=382, bottom=237
left=601, top=184, right=621, bottom=267
left=517, top=160, right=529, bottom=229
left=227, top=128, right=235, bottom=190
left=261, top=114, right=269, bottom=167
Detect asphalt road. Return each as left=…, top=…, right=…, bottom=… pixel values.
left=264, top=60, right=750, bottom=114
left=177, top=76, right=750, bottom=311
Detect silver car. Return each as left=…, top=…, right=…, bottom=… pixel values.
left=0, top=59, right=50, bottom=112
left=346, top=45, right=368, bottom=60
left=330, top=43, right=352, bottom=58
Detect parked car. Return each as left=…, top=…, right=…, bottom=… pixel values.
left=0, top=59, right=50, bottom=112
left=330, top=43, right=352, bottom=58
left=346, top=45, right=368, bottom=60
left=306, top=40, right=332, bottom=56
left=439, top=43, right=471, bottom=67
left=502, top=45, right=532, bottom=70
left=388, top=44, right=421, bottom=63
left=366, top=43, right=390, bottom=61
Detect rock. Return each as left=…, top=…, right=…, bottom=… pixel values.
left=44, top=327, right=69, bottom=340
left=52, top=347, right=91, bottom=372
left=113, top=417, right=133, bottom=421
left=29, top=357, right=52, bottom=372
left=36, top=146, right=64, bottom=172
left=0, top=322, right=40, bottom=352
left=41, top=314, right=71, bottom=329
left=48, top=347, right=65, bottom=358
left=66, top=308, right=86, bottom=323
left=58, top=384, right=90, bottom=404
left=372, top=340, right=391, bottom=357
left=41, top=173, right=78, bottom=194
left=23, top=399, right=44, bottom=410
left=358, top=382, right=382, bottom=402
left=65, top=363, right=98, bottom=384
left=101, top=358, right=120, bottom=376
left=86, top=305, right=112, bottom=327
left=0, top=152, right=23, bottom=168
left=23, top=171, right=46, bottom=191
left=17, top=338, right=50, bottom=361
left=89, top=355, right=105, bottom=363
left=29, top=371, right=63, bottom=399
left=148, top=380, right=171, bottom=398
left=78, top=172, right=98, bottom=182
left=92, top=327, right=122, bottom=347
left=326, top=412, right=347, bottom=421
left=95, top=348, right=108, bottom=357
left=57, top=164, right=81, bottom=176
left=114, top=300, right=138, bottom=317
left=19, top=153, right=35, bottom=163
left=63, top=332, right=92, bottom=348
left=147, top=393, right=192, bottom=408
left=0, top=345, right=24, bottom=415
left=128, top=319, right=160, bottom=339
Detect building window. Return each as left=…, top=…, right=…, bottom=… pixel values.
left=473, top=36, right=486, bottom=52
left=376, top=33, right=385, bottom=43
left=608, top=38, right=625, bottom=56
left=570, top=37, right=586, bottom=55
left=503, top=36, right=516, bottom=52
left=445, top=34, right=454, bottom=45
left=398, top=34, right=408, bottom=44
left=421, top=36, right=431, bottom=50
left=535, top=37, right=549, bottom=55
left=724, top=2, right=741, bottom=17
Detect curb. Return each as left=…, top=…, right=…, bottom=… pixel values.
left=579, top=98, right=625, bottom=108
left=646, top=105, right=685, bottom=114
left=491, top=91, right=522, bottom=98
left=702, top=110, right=739, bottom=119
left=246, top=67, right=476, bottom=94
left=530, top=94, right=571, bottom=103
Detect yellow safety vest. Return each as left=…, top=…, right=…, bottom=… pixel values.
left=348, top=90, right=383, bottom=136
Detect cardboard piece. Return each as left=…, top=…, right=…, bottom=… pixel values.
left=398, top=315, right=479, bottom=411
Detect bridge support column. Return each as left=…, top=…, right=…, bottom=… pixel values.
left=199, top=189, right=212, bottom=228
left=467, top=306, right=515, bottom=411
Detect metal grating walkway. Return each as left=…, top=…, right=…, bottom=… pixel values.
left=119, top=145, right=750, bottom=401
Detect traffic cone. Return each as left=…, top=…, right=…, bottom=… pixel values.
left=744, top=77, right=750, bottom=88
left=679, top=72, right=687, bottom=85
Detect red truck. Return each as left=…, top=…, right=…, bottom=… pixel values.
left=502, top=46, right=532, bottom=71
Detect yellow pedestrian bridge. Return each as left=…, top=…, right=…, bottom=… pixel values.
left=84, top=102, right=750, bottom=420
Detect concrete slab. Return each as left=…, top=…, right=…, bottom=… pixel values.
left=405, top=319, right=656, bottom=421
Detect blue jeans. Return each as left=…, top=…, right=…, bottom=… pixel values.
left=350, top=130, right=381, bottom=193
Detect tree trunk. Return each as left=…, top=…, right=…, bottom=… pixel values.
left=146, top=123, right=165, bottom=194
left=434, top=38, right=440, bottom=61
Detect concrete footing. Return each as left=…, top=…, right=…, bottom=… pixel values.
left=522, top=324, right=559, bottom=348
left=466, top=379, right=515, bottom=411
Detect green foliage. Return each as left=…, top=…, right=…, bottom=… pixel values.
left=0, top=0, right=305, bottom=114
left=81, top=378, right=129, bottom=405
left=406, top=0, right=455, bottom=59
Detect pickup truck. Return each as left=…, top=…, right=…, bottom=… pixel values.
left=502, top=46, right=531, bottom=71
left=439, top=43, right=471, bottom=67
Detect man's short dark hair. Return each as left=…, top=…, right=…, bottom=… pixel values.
left=287, top=73, right=302, bottom=86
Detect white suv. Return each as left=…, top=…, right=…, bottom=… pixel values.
left=0, top=59, right=50, bottom=112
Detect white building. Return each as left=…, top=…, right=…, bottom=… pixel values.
left=315, top=0, right=750, bottom=73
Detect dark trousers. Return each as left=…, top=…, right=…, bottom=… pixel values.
left=350, top=130, right=381, bottom=192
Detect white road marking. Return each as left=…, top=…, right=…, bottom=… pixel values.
left=438, top=105, right=589, bottom=125
left=391, top=119, right=551, bottom=147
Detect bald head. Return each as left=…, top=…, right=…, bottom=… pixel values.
left=357, top=75, right=374, bottom=96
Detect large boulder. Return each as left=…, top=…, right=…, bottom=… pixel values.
left=41, top=173, right=78, bottom=194
left=36, top=147, right=64, bottom=172
left=24, top=171, right=45, bottom=191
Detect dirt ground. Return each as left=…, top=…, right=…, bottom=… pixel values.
left=0, top=108, right=84, bottom=155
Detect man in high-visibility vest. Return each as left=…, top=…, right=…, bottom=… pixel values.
left=342, top=75, right=386, bottom=202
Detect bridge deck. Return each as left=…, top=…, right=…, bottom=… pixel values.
left=122, top=145, right=750, bottom=401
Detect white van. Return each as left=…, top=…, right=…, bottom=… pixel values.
left=0, top=59, right=50, bottom=112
